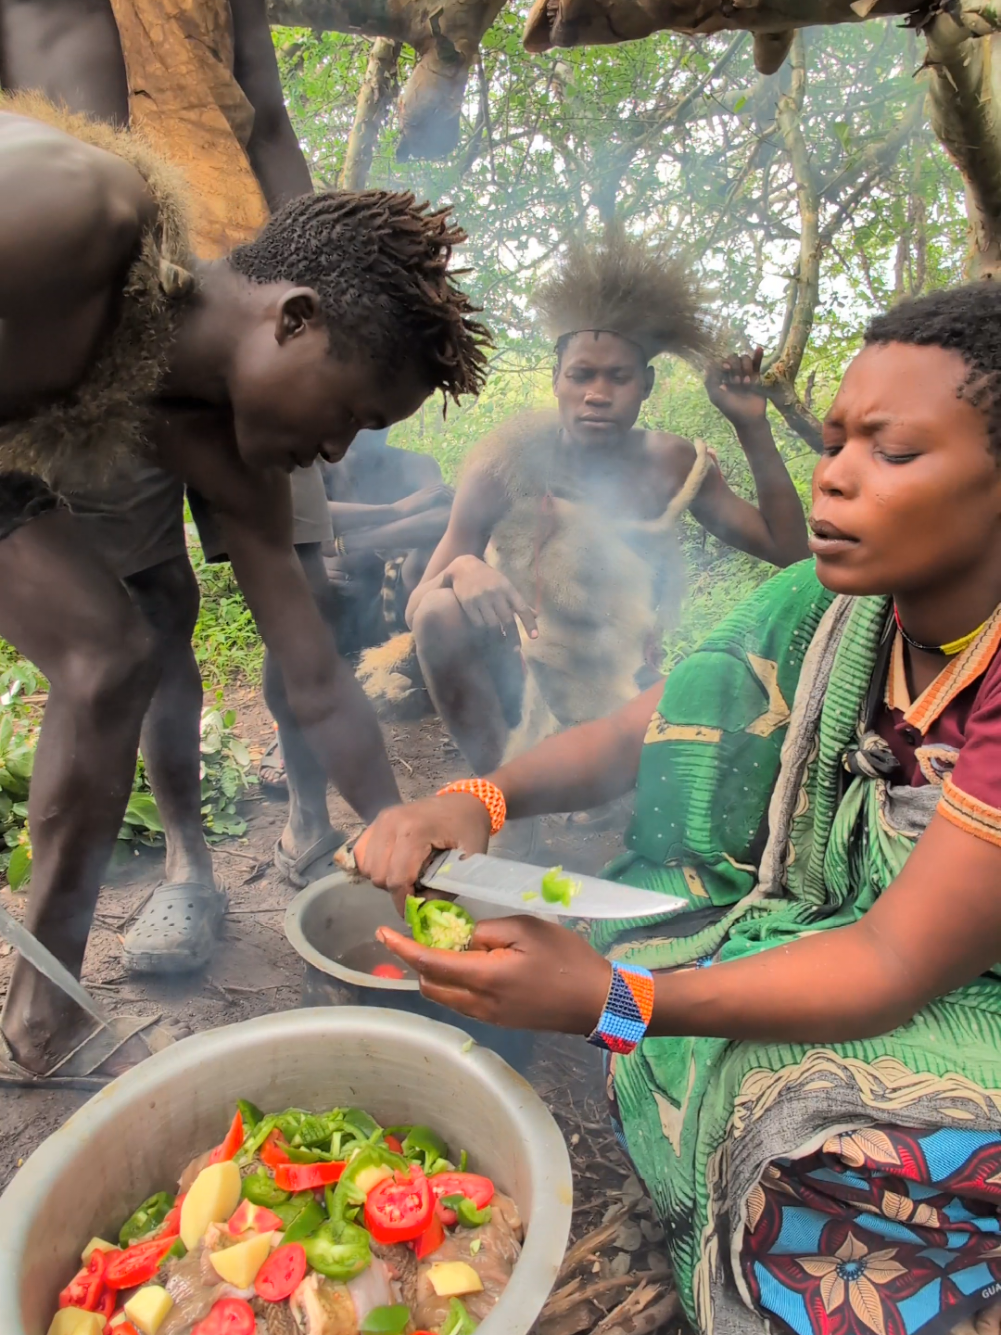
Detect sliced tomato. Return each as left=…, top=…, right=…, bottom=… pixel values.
left=364, top=1166, right=434, bottom=1244
left=411, top=1210, right=445, bottom=1259
left=112, top=1323, right=141, bottom=1335
left=429, top=1171, right=494, bottom=1227
left=191, top=1297, right=257, bottom=1335
left=104, top=1234, right=177, bottom=1290
left=383, top=1134, right=404, bottom=1155
left=254, top=1242, right=307, bottom=1302
left=371, top=963, right=405, bottom=980
left=59, top=1246, right=109, bottom=1312
left=227, top=1199, right=285, bottom=1235
left=260, top=1129, right=291, bottom=1168
left=209, top=1110, right=245, bottom=1165
left=273, top=1160, right=345, bottom=1192
left=157, top=1195, right=184, bottom=1240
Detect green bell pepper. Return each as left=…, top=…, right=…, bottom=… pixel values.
left=440, top=1194, right=492, bottom=1229
left=405, top=896, right=475, bottom=951
left=279, top=1195, right=326, bottom=1243
left=236, top=1098, right=263, bottom=1130
left=540, top=865, right=580, bottom=908
left=241, top=1168, right=291, bottom=1209
left=359, top=1305, right=410, bottom=1335
left=118, top=1192, right=174, bottom=1246
left=343, top=1107, right=382, bottom=1141
left=440, top=1298, right=477, bottom=1335
left=303, top=1220, right=371, bottom=1282
left=236, top=1113, right=278, bottom=1165
left=402, top=1125, right=449, bottom=1172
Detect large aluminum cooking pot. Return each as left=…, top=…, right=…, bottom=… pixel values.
left=0, top=1008, right=572, bottom=1335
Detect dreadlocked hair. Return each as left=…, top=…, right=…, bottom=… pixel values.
left=865, top=284, right=1001, bottom=456
left=534, top=226, right=714, bottom=367
left=229, top=190, right=490, bottom=404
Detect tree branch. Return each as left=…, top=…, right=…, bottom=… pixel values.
left=340, top=37, right=401, bottom=190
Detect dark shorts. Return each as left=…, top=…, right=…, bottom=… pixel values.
left=0, top=471, right=62, bottom=543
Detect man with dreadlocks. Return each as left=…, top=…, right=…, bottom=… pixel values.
left=0, top=96, right=488, bottom=1083
left=404, top=231, right=808, bottom=778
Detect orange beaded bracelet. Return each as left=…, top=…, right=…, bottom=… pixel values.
left=436, top=779, right=507, bottom=836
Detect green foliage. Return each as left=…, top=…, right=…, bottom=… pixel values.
left=0, top=687, right=257, bottom=889
left=188, top=539, right=263, bottom=687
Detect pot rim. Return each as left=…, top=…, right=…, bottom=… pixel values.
left=0, top=1007, right=573, bottom=1335
left=285, top=872, right=419, bottom=991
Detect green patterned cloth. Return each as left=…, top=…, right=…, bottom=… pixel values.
left=596, top=561, right=1001, bottom=1335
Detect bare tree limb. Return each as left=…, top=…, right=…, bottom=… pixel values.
left=340, top=38, right=400, bottom=190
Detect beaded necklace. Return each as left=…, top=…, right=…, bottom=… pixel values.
left=893, top=604, right=987, bottom=658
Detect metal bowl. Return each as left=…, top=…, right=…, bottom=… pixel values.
left=285, top=872, right=538, bottom=1070
left=0, top=1008, right=572, bottom=1335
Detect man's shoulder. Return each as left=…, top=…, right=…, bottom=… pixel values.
left=641, top=429, right=702, bottom=486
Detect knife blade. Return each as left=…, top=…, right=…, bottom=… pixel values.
left=419, top=851, right=687, bottom=920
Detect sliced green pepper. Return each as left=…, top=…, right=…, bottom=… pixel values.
left=343, top=1107, right=382, bottom=1140
left=359, top=1305, right=410, bottom=1335
left=236, top=1113, right=278, bottom=1165
left=402, top=1124, right=449, bottom=1169
left=540, top=866, right=580, bottom=909
left=440, top=1194, right=493, bottom=1229
left=119, top=1191, right=174, bottom=1246
left=303, top=1219, right=371, bottom=1282
left=280, top=1195, right=326, bottom=1244
left=405, top=896, right=475, bottom=951
left=458, top=1149, right=469, bottom=1173
left=441, top=1298, right=477, bottom=1335
left=163, top=1238, right=187, bottom=1262
left=241, top=1168, right=291, bottom=1208
left=236, top=1098, right=263, bottom=1130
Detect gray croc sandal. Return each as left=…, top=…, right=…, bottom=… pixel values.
left=274, top=828, right=346, bottom=889
left=121, top=882, right=228, bottom=975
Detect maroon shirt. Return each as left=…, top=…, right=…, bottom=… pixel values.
left=874, top=614, right=1001, bottom=846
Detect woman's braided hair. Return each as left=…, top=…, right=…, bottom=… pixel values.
left=229, top=190, right=491, bottom=404
left=865, top=284, right=1001, bottom=455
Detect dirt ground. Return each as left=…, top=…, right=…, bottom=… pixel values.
left=0, top=691, right=679, bottom=1334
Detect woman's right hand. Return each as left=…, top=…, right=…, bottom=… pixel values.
left=354, top=793, right=492, bottom=914
left=446, top=555, right=537, bottom=637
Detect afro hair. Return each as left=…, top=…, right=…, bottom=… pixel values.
left=865, top=284, right=1001, bottom=455
left=534, top=226, right=714, bottom=366
left=229, top=190, right=490, bottom=405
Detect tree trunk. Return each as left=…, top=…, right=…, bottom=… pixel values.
left=340, top=38, right=400, bottom=190
left=923, top=16, right=1001, bottom=278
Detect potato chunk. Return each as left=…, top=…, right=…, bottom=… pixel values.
left=180, top=1160, right=242, bottom=1249
left=208, top=1230, right=274, bottom=1288
left=124, top=1286, right=174, bottom=1335
left=46, top=1310, right=105, bottom=1335
left=427, top=1261, right=484, bottom=1296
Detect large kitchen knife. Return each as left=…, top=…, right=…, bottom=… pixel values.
left=418, top=851, right=686, bottom=920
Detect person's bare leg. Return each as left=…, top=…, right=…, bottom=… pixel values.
left=125, top=554, right=215, bottom=889
left=264, top=544, right=338, bottom=864
left=0, top=511, right=158, bottom=1073
left=411, top=587, right=511, bottom=775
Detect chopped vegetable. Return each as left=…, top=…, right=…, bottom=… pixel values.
left=112, top=1323, right=141, bottom=1335
left=521, top=891, right=538, bottom=902
left=354, top=1163, right=394, bottom=1196
left=208, top=1110, right=245, bottom=1165
left=227, top=1200, right=284, bottom=1235
left=236, top=1098, right=263, bottom=1129
left=105, top=1236, right=178, bottom=1291
left=405, top=896, right=475, bottom=951
left=208, top=1231, right=274, bottom=1288
left=190, top=1297, right=256, bottom=1335
left=80, top=1238, right=117, bottom=1265
left=123, top=1286, right=173, bottom=1335
left=274, top=1160, right=346, bottom=1191
left=401, top=1125, right=449, bottom=1173
left=428, top=1261, right=484, bottom=1297
left=359, top=1304, right=411, bottom=1334
left=274, top=1193, right=325, bottom=1243
left=302, top=1219, right=371, bottom=1281
left=469, top=1237, right=482, bottom=1256
left=412, top=1211, right=445, bottom=1259
left=47, top=1310, right=105, bottom=1335
left=240, top=1169, right=290, bottom=1209
left=383, top=1134, right=404, bottom=1154
left=540, top=865, right=581, bottom=908
left=58, top=1247, right=108, bottom=1312
left=428, top=1173, right=495, bottom=1227
left=118, top=1193, right=174, bottom=1247
left=371, top=963, right=406, bottom=979
left=440, top=1298, right=478, bottom=1335
left=441, top=1194, right=492, bottom=1229
left=259, top=1129, right=291, bottom=1168
left=364, top=1166, right=434, bottom=1243
left=179, top=1162, right=242, bottom=1250
left=255, top=1242, right=307, bottom=1302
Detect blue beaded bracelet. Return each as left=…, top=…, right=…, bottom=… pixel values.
left=586, top=962, right=655, bottom=1055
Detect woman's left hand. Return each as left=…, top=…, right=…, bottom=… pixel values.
left=376, top=915, right=612, bottom=1034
